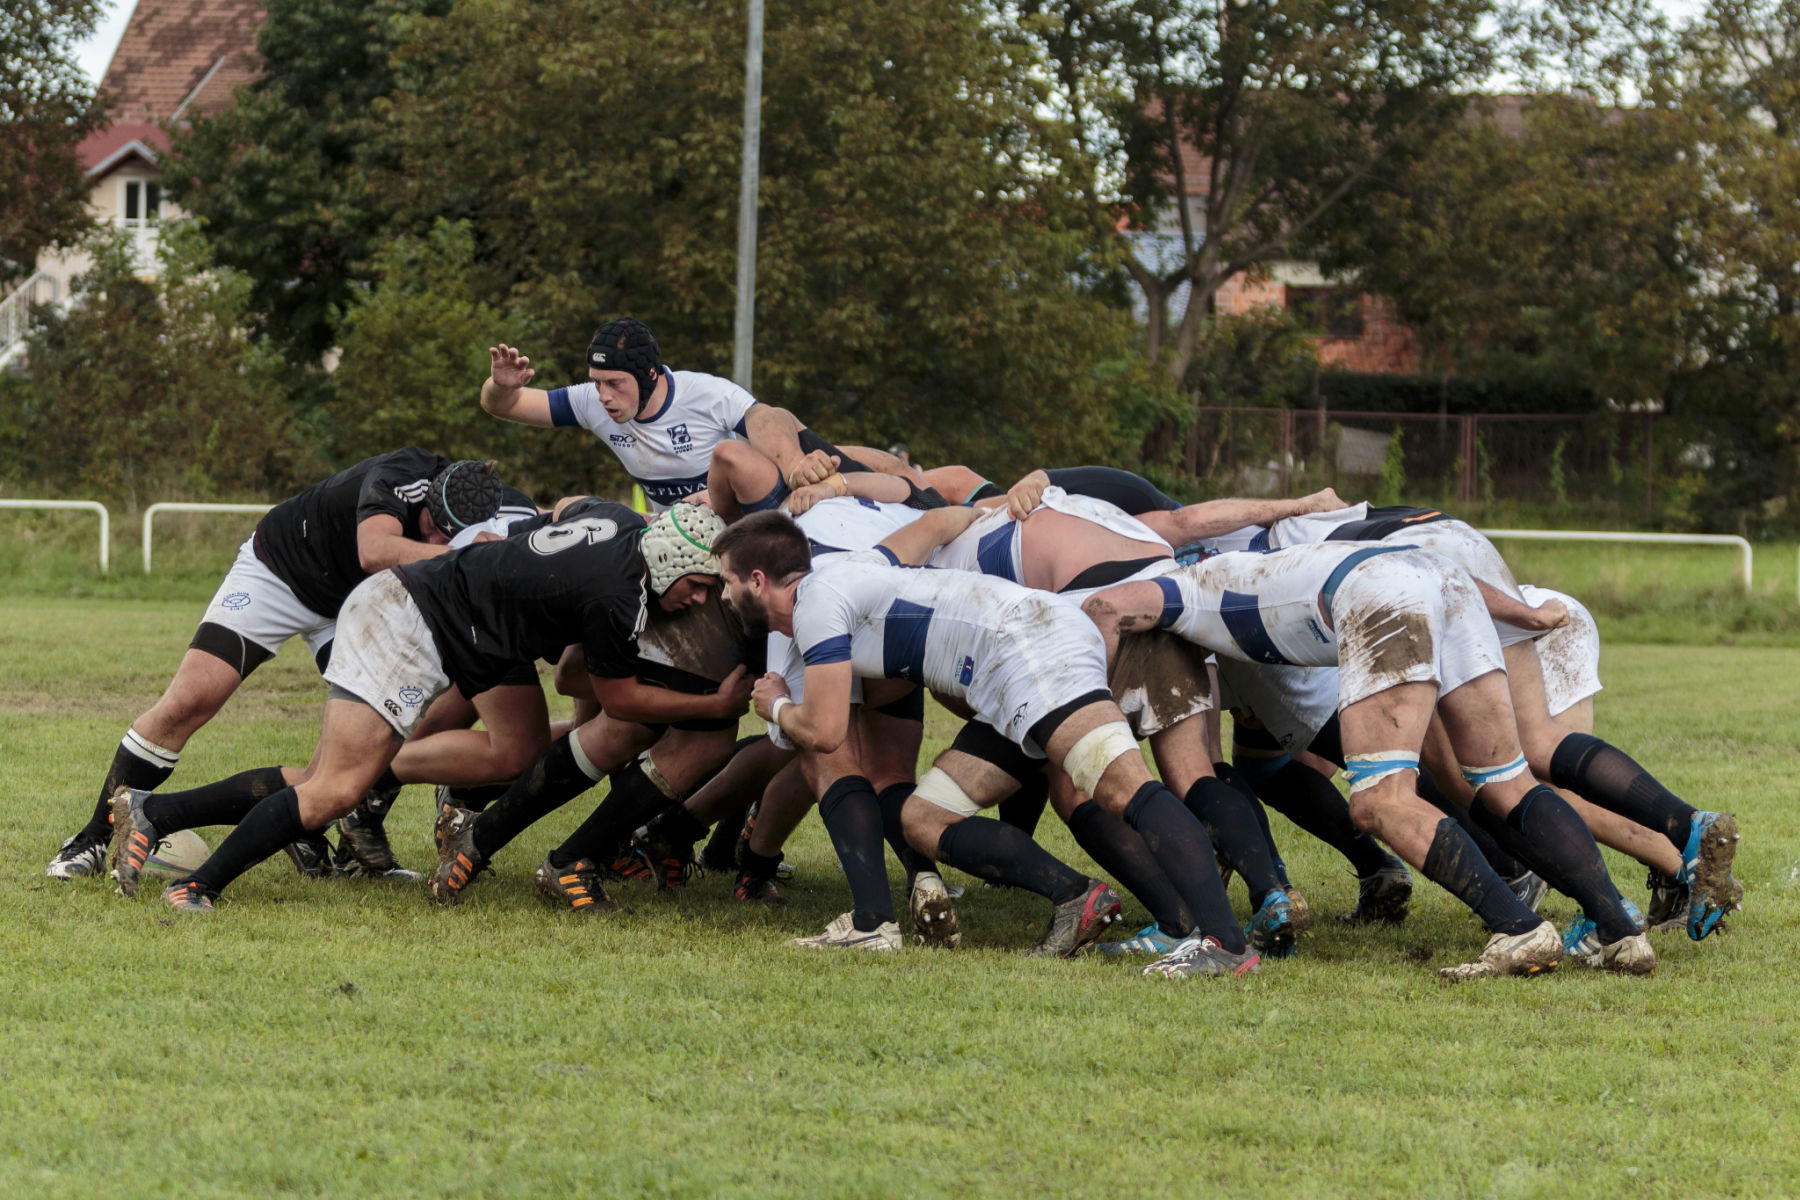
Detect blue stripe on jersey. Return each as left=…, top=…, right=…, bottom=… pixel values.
left=1154, top=576, right=1184, bottom=629
left=874, top=546, right=901, bottom=566
left=975, top=524, right=1017, bottom=581
left=1319, top=545, right=1416, bottom=623
left=882, top=599, right=934, bottom=682
left=1248, top=528, right=1271, bottom=551
left=808, top=540, right=848, bottom=556
left=732, top=401, right=754, bottom=437
left=632, top=470, right=712, bottom=508
left=547, top=387, right=579, bottom=428
left=803, top=635, right=853, bottom=666
left=1221, top=590, right=1294, bottom=665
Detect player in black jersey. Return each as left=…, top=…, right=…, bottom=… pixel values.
left=46, top=450, right=507, bottom=881
left=122, top=498, right=737, bottom=913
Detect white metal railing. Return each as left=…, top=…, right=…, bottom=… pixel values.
left=1481, top=528, right=1755, bottom=591
left=0, top=271, right=57, bottom=362
left=142, top=502, right=272, bottom=573
left=0, top=499, right=110, bottom=571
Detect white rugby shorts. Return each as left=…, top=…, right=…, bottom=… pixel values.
left=1519, top=584, right=1602, bottom=715
left=1328, top=548, right=1505, bottom=710
left=321, top=570, right=452, bottom=738
left=1388, top=521, right=1538, bottom=647
left=201, top=537, right=335, bottom=659
left=978, top=594, right=1112, bottom=755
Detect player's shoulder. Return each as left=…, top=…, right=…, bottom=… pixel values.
left=669, top=369, right=755, bottom=409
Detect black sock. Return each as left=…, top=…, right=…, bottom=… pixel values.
left=549, top=761, right=678, bottom=869
left=472, top=735, right=601, bottom=860
left=144, top=767, right=288, bottom=833
left=996, top=769, right=1049, bottom=836
left=1066, top=801, right=1192, bottom=936
left=82, top=734, right=179, bottom=839
left=1123, top=782, right=1246, bottom=953
left=1254, top=760, right=1396, bottom=878
left=701, top=802, right=748, bottom=869
left=1494, top=785, right=1638, bottom=942
left=654, top=803, right=709, bottom=850
left=443, top=782, right=512, bottom=813
left=738, top=846, right=783, bottom=882
left=1418, top=767, right=1527, bottom=879
left=817, top=776, right=895, bottom=931
left=187, top=788, right=307, bottom=895
left=1214, top=762, right=1289, bottom=887
left=934, top=816, right=1087, bottom=904
left=1420, top=818, right=1540, bottom=936
left=1550, top=732, right=1697, bottom=852
left=875, top=781, right=937, bottom=881
left=1183, top=776, right=1284, bottom=908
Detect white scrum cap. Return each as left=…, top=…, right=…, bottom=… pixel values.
left=642, top=502, right=726, bottom=595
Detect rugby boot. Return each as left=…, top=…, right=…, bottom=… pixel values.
left=46, top=831, right=109, bottom=880
left=335, top=791, right=414, bottom=879
left=1339, top=857, right=1413, bottom=925
left=634, top=821, right=700, bottom=891
left=1561, top=899, right=1647, bottom=967
left=1598, top=932, right=1657, bottom=975
left=787, top=912, right=901, bottom=950
left=1142, top=935, right=1261, bottom=979
left=1245, top=890, right=1297, bottom=958
left=603, top=850, right=655, bottom=883
left=1681, top=811, right=1742, bottom=941
left=109, top=787, right=161, bottom=898
left=161, top=879, right=217, bottom=914
left=1283, top=886, right=1314, bottom=934
left=732, top=872, right=787, bottom=906
left=284, top=831, right=337, bottom=879
left=1437, top=920, right=1562, bottom=982
left=1505, top=870, right=1549, bottom=913
left=909, top=870, right=961, bottom=948
left=429, top=807, right=487, bottom=906
left=1098, top=923, right=1187, bottom=957
left=534, top=854, right=617, bottom=914
left=1028, top=879, right=1122, bottom=958
left=1644, top=868, right=1689, bottom=934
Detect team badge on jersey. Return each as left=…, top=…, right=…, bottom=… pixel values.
left=959, top=656, right=975, bottom=686
left=668, top=424, right=694, bottom=452
left=393, top=478, right=430, bottom=503
left=222, top=592, right=251, bottom=610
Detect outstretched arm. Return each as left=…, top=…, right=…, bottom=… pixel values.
left=480, top=344, right=557, bottom=427
left=356, top=513, right=450, bottom=570
left=742, top=404, right=838, bottom=489
left=1080, top=581, right=1173, bottom=665
left=1139, top=488, right=1346, bottom=543
left=875, top=505, right=983, bottom=565
left=752, top=663, right=853, bottom=754
left=1476, top=580, right=1568, bottom=632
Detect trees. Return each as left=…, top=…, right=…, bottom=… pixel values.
left=0, top=0, right=106, bottom=285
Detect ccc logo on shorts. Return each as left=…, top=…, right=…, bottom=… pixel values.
left=397, top=686, right=425, bottom=707
left=222, top=592, right=252, bottom=610
left=383, top=699, right=402, bottom=718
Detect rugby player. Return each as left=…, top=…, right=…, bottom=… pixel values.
left=46, top=451, right=509, bottom=880
left=114, top=499, right=705, bottom=913
left=716, top=511, right=1258, bottom=976
left=1081, top=542, right=1656, bottom=978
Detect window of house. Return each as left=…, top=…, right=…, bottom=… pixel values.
left=121, top=180, right=161, bottom=225
left=1286, top=286, right=1363, bottom=338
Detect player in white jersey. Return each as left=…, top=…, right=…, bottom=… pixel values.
left=1081, top=542, right=1656, bottom=978
left=714, top=511, right=1259, bottom=977
left=1253, top=502, right=1739, bottom=941
left=481, top=318, right=909, bottom=516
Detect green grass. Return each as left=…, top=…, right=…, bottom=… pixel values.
left=3, top=595, right=1800, bottom=1197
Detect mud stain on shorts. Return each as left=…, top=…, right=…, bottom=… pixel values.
left=1110, top=630, right=1213, bottom=737
left=1342, top=606, right=1435, bottom=685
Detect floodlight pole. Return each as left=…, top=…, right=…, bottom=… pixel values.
left=732, top=0, right=765, bottom=391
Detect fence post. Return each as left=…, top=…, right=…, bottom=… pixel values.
left=1461, top=416, right=1475, bottom=504
left=1279, top=408, right=1293, bottom=495
left=1643, top=412, right=1654, bottom=522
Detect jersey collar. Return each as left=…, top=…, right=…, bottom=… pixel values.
left=632, top=367, right=677, bottom=425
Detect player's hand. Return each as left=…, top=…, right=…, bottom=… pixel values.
left=786, top=450, right=840, bottom=490
left=1295, top=487, right=1346, bottom=515
left=710, top=665, right=753, bottom=717
left=1526, top=598, right=1570, bottom=631
left=489, top=344, right=535, bottom=390
left=785, top=482, right=834, bottom=516
left=751, top=672, right=791, bottom=722
left=1006, top=469, right=1050, bottom=521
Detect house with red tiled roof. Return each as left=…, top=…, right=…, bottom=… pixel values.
left=4, top=0, right=262, bottom=354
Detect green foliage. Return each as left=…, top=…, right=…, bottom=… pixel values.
left=1375, top=427, right=1406, bottom=506
left=1548, top=432, right=1569, bottom=509
left=0, top=0, right=106, bottom=282
left=0, top=225, right=307, bottom=507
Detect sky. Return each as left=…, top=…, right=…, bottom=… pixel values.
left=73, top=0, right=1713, bottom=87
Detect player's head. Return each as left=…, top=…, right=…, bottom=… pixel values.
left=423, top=460, right=503, bottom=543
left=642, top=501, right=726, bottom=611
left=587, top=317, right=662, bottom=422
left=713, top=511, right=811, bottom=636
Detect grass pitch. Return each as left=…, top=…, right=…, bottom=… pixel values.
left=3, top=593, right=1800, bottom=1198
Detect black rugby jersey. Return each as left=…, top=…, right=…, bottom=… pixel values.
left=253, top=448, right=451, bottom=617
left=1321, top=504, right=1454, bottom=543
left=397, top=499, right=649, bottom=697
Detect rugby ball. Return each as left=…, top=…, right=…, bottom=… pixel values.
left=142, top=829, right=210, bottom=879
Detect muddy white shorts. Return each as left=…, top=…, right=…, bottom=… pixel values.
left=1328, top=548, right=1506, bottom=709
left=201, top=537, right=335, bottom=659
left=1519, top=584, right=1601, bottom=715
left=1216, top=659, right=1340, bottom=754
left=321, top=570, right=453, bottom=738
left=1384, top=521, right=1538, bottom=647
left=974, top=594, right=1113, bottom=755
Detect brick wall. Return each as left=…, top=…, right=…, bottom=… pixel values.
left=1215, top=272, right=1417, bottom=374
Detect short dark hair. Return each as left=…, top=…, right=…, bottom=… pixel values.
left=713, top=511, right=812, bottom=581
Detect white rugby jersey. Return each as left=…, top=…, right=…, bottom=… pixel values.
left=933, top=486, right=1170, bottom=583
left=546, top=368, right=758, bottom=512
left=793, top=551, right=1062, bottom=699
left=1154, top=542, right=1420, bottom=666
left=793, top=497, right=924, bottom=554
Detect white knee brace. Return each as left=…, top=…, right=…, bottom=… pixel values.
left=1063, top=722, right=1141, bottom=796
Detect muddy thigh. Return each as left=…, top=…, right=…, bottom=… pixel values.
left=636, top=590, right=753, bottom=683
left=1109, top=630, right=1213, bottom=738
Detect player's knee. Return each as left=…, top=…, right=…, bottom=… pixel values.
left=1345, top=788, right=1386, bottom=834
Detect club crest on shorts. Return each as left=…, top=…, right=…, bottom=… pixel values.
left=222, top=591, right=252, bottom=610
left=397, top=685, right=425, bottom=706
left=959, top=656, right=975, bottom=685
